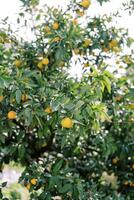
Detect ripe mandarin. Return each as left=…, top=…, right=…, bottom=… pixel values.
left=30, top=178, right=37, bottom=185
left=14, top=59, right=21, bottom=68
left=7, top=111, right=17, bottom=120
left=61, top=117, right=73, bottom=128
left=42, top=58, right=49, bottom=65
left=0, top=95, right=4, bottom=102
left=44, top=106, right=52, bottom=114
left=80, top=0, right=91, bottom=8
left=52, top=22, right=59, bottom=30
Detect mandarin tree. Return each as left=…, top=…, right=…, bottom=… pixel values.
left=0, top=0, right=134, bottom=199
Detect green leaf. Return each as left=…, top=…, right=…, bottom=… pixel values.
left=35, top=115, right=43, bottom=128
left=15, top=89, right=22, bottom=103
left=61, top=135, right=66, bottom=149
left=0, top=134, right=5, bottom=143
left=49, top=177, right=59, bottom=189
left=18, top=145, right=25, bottom=158
left=23, top=107, right=33, bottom=125
left=0, top=77, right=4, bottom=88
left=36, top=14, right=41, bottom=20
left=2, top=182, right=7, bottom=187
left=64, top=102, right=75, bottom=110
left=77, top=181, right=84, bottom=199
left=53, top=160, right=63, bottom=174
left=104, top=70, right=114, bottom=79
left=74, top=100, right=84, bottom=110
left=126, top=88, right=134, bottom=100
left=100, top=80, right=105, bottom=92
left=103, top=76, right=111, bottom=93
left=60, top=184, right=72, bottom=194
left=73, top=186, right=79, bottom=199
left=55, top=48, right=64, bottom=61
left=17, top=18, right=20, bottom=24
left=0, top=190, right=2, bottom=199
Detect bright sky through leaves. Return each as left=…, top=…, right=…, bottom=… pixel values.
left=0, top=0, right=133, bottom=38
left=0, top=0, right=133, bottom=78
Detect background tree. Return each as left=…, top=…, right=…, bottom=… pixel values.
left=0, top=0, right=134, bottom=199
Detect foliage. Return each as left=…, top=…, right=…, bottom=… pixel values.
left=0, top=0, right=134, bottom=199
left=1, top=182, right=29, bottom=200
left=122, top=0, right=134, bottom=15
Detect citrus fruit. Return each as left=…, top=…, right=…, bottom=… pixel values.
left=61, top=117, right=73, bottom=128
left=76, top=10, right=85, bottom=16
left=112, top=158, right=119, bottom=164
left=42, top=58, right=49, bottom=65
left=44, top=106, right=52, bottom=114
left=26, top=183, right=31, bottom=190
left=73, top=48, right=80, bottom=55
left=84, top=39, right=92, bottom=47
left=7, top=111, right=17, bottom=120
left=103, top=48, right=109, bottom=53
left=0, top=95, right=4, bottom=102
left=109, top=40, right=118, bottom=49
left=80, top=0, right=91, bottom=8
left=14, top=59, right=21, bottom=68
left=37, top=61, right=44, bottom=69
left=21, top=94, right=28, bottom=102
left=30, top=179, right=37, bottom=185
left=52, top=22, right=59, bottom=30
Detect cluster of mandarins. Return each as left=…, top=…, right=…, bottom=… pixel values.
left=0, top=100, right=73, bottom=128
left=0, top=0, right=93, bottom=132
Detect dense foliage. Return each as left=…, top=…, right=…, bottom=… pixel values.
left=0, top=0, right=134, bottom=199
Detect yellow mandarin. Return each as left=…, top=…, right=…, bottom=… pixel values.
left=14, top=59, right=21, bottom=68
left=26, top=183, right=31, bottom=190
left=0, top=95, right=4, bottom=102
left=21, top=94, right=28, bottom=102
left=30, top=178, right=37, bottom=185
left=80, top=0, right=91, bottom=8
left=44, top=106, right=52, bottom=114
left=109, top=39, right=118, bottom=49
left=61, top=117, right=73, bottom=128
left=84, top=39, right=92, bottom=47
left=42, top=58, right=49, bottom=65
left=103, top=48, right=109, bottom=53
left=112, top=158, right=119, bottom=164
left=37, top=61, right=44, bottom=70
left=76, top=10, right=85, bottom=17
left=7, top=111, right=17, bottom=120
left=52, top=22, right=59, bottom=30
